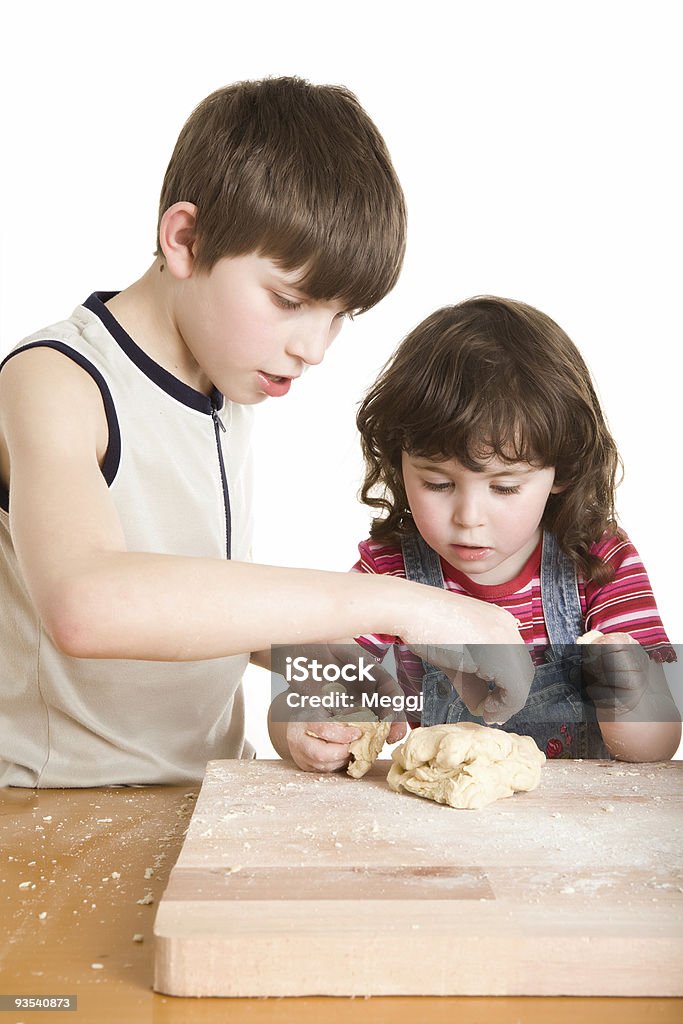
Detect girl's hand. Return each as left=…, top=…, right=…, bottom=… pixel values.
left=582, top=632, right=681, bottom=762
left=272, top=642, right=407, bottom=771
left=285, top=715, right=407, bottom=772
left=285, top=717, right=362, bottom=772
left=581, top=631, right=651, bottom=717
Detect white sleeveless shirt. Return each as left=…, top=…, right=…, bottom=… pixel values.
left=0, top=293, right=255, bottom=786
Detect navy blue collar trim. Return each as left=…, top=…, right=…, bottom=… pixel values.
left=83, top=292, right=224, bottom=414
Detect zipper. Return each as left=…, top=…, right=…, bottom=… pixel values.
left=211, top=405, right=232, bottom=559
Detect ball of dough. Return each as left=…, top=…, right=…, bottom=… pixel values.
left=387, top=722, right=545, bottom=809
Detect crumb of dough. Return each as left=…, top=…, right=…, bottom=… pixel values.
left=346, top=719, right=392, bottom=779
left=576, top=629, right=604, bottom=644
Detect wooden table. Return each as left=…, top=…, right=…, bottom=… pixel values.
left=1, top=766, right=682, bottom=1023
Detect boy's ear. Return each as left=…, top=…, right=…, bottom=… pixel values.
left=158, top=202, right=198, bottom=279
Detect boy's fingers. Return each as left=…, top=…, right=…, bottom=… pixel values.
left=459, top=674, right=490, bottom=715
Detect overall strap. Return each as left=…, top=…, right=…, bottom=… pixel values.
left=401, top=532, right=446, bottom=589
left=540, top=530, right=584, bottom=657
left=400, top=533, right=453, bottom=698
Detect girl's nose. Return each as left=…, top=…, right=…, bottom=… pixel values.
left=452, top=491, right=485, bottom=528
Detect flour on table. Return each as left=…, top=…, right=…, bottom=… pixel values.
left=387, top=722, right=545, bottom=809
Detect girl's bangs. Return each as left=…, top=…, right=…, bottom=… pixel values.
left=402, top=397, right=555, bottom=471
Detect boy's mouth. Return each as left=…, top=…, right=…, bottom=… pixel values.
left=256, top=371, right=293, bottom=397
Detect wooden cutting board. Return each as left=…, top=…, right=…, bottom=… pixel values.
left=154, top=758, right=683, bottom=997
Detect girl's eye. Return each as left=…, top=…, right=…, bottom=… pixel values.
left=273, top=293, right=303, bottom=311
left=491, top=484, right=521, bottom=495
left=423, top=481, right=453, bottom=492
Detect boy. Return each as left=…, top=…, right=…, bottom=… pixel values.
left=0, top=77, right=527, bottom=787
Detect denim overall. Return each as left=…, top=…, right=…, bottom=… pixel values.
left=401, top=531, right=611, bottom=759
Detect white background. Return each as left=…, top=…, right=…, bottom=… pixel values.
left=1, top=0, right=680, bottom=756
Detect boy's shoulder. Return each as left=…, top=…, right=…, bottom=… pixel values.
left=2, top=297, right=107, bottom=375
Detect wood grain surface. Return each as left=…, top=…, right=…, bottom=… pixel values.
left=153, top=759, right=683, bottom=997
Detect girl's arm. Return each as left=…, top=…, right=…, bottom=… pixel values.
left=599, top=716, right=681, bottom=763
left=584, top=634, right=681, bottom=761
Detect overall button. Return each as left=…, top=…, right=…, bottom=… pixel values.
left=437, top=678, right=451, bottom=699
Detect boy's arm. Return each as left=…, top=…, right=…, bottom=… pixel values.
left=0, top=348, right=524, bottom=661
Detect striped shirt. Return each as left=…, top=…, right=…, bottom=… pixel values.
left=352, top=531, right=674, bottom=700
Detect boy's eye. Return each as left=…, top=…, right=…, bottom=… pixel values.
left=491, top=484, right=521, bottom=495
left=273, top=292, right=354, bottom=321
left=273, top=293, right=303, bottom=311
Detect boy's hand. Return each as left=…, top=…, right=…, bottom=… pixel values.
left=407, top=640, right=534, bottom=725
left=581, top=632, right=652, bottom=717
left=401, top=593, right=533, bottom=724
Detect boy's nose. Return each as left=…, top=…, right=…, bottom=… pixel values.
left=294, top=332, right=326, bottom=366
left=287, top=314, right=340, bottom=366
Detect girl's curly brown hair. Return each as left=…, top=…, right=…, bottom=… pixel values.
left=357, top=297, right=622, bottom=584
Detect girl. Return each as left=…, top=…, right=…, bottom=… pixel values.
left=352, top=297, right=680, bottom=762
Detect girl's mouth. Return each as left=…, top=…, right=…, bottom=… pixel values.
left=450, top=544, right=492, bottom=561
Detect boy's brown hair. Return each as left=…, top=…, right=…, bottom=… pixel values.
left=156, top=76, right=406, bottom=313
left=357, top=297, right=622, bottom=584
